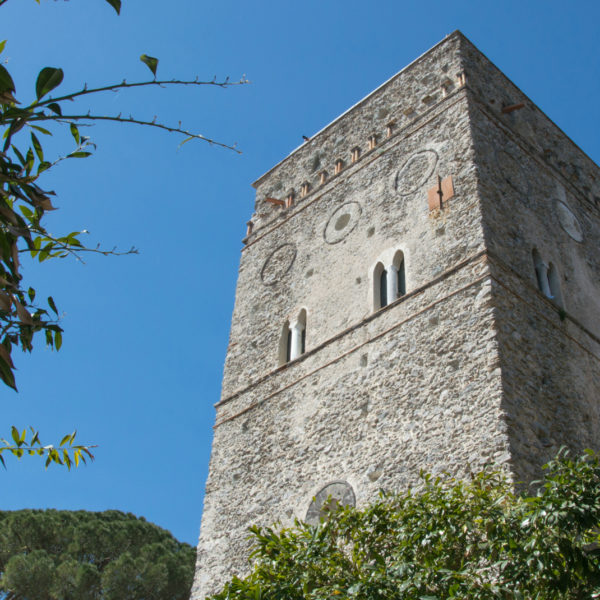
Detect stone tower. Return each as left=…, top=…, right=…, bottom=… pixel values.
left=191, top=31, right=600, bottom=598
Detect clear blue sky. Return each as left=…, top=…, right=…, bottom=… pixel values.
left=1, top=0, right=599, bottom=546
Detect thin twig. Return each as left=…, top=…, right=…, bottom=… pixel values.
left=27, top=113, right=241, bottom=152
left=32, top=77, right=249, bottom=109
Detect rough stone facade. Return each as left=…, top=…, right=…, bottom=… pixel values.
left=191, top=31, right=600, bottom=598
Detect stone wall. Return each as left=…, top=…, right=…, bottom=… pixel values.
left=192, top=31, right=600, bottom=599
left=193, top=262, right=509, bottom=597
left=462, top=39, right=600, bottom=480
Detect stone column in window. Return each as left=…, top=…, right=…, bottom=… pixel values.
left=289, top=319, right=304, bottom=361
left=535, top=261, right=551, bottom=297
left=386, top=264, right=399, bottom=304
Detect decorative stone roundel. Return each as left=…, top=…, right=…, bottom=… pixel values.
left=260, top=243, right=297, bottom=286
left=305, top=481, right=356, bottom=525
left=556, top=200, right=583, bottom=242
left=394, top=149, right=438, bottom=195
left=324, top=202, right=362, bottom=244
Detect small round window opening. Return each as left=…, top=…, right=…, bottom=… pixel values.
left=335, top=213, right=351, bottom=231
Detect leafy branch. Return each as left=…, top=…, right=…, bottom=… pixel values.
left=0, top=0, right=247, bottom=391
left=0, top=426, right=95, bottom=469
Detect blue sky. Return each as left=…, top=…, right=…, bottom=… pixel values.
left=1, top=0, right=599, bottom=546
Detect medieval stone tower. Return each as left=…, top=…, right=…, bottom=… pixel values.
left=191, top=31, right=600, bottom=598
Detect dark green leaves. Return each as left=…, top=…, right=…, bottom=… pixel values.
left=47, top=102, right=62, bottom=116
left=35, top=67, right=64, bottom=100
left=140, top=54, right=159, bottom=77
left=0, top=64, right=15, bottom=94
left=211, top=451, right=600, bottom=600
left=104, top=0, right=121, bottom=14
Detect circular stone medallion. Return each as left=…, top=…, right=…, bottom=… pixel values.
left=305, top=481, right=356, bottom=525
left=556, top=200, right=583, bottom=242
left=324, top=202, right=362, bottom=244
left=260, top=243, right=297, bottom=286
left=394, top=150, right=438, bottom=195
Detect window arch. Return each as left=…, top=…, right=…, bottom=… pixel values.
left=279, top=320, right=291, bottom=365
left=373, top=262, right=387, bottom=310
left=547, top=263, right=564, bottom=308
left=532, top=249, right=565, bottom=309
left=532, top=249, right=549, bottom=296
left=392, top=250, right=406, bottom=297
left=279, top=310, right=307, bottom=365
left=372, top=250, right=407, bottom=312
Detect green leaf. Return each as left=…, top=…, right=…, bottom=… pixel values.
left=104, top=0, right=121, bottom=14
left=47, top=102, right=62, bottom=116
left=67, top=151, right=92, bottom=159
left=31, top=125, right=52, bottom=135
left=47, top=296, right=58, bottom=315
left=35, top=67, right=64, bottom=100
left=140, top=54, right=159, bottom=77
left=37, top=161, right=52, bottom=174
left=0, top=64, right=15, bottom=94
left=54, top=330, right=62, bottom=351
left=0, top=360, right=16, bottom=391
left=11, top=426, right=19, bottom=445
left=31, top=133, right=44, bottom=162
left=70, top=123, right=80, bottom=145
left=0, top=40, right=6, bottom=55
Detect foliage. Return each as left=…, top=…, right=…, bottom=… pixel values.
left=0, top=508, right=196, bottom=600
left=0, top=425, right=94, bottom=469
left=0, top=0, right=245, bottom=391
left=212, top=450, right=600, bottom=600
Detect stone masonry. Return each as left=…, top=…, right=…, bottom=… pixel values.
left=191, top=31, right=600, bottom=598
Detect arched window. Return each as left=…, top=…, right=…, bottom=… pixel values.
left=373, top=262, right=387, bottom=310
left=373, top=252, right=407, bottom=312
left=380, top=269, right=388, bottom=307
left=532, top=249, right=549, bottom=296
left=547, top=263, right=564, bottom=308
left=279, top=320, right=291, bottom=365
left=296, top=309, right=307, bottom=357
left=279, top=310, right=307, bottom=365
left=532, top=249, right=565, bottom=309
left=392, top=250, right=406, bottom=297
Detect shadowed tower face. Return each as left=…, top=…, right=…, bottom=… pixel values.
left=191, top=31, right=600, bottom=598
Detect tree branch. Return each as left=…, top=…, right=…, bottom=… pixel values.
left=28, top=113, right=242, bottom=152
left=32, top=76, right=249, bottom=109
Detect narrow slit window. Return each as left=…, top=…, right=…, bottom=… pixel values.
left=335, top=159, right=343, bottom=175
left=286, top=328, right=292, bottom=362
left=398, top=259, right=406, bottom=296
left=379, top=269, right=388, bottom=308
left=547, top=263, right=565, bottom=308
left=532, top=249, right=550, bottom=297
